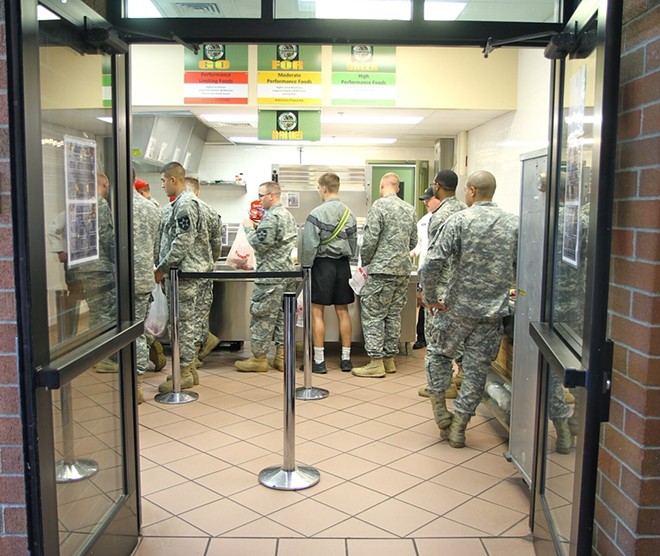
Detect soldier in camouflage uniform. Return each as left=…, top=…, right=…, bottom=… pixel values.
left=352, top=173, right=417, bottom=378
left=185, top=177, right=223, bottom=369
left=155, top=162, right=210, bottom=393
left=235, top=181, right=298, bottom=373
left=418, top=171, right=467, bottom=410
left=133, top=183, right=161, bottom=403
left=420, top=170, right=518, bottom=448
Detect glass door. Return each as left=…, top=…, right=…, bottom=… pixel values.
left=530, top=1, right=622, bottom=554
left=12, top=2, right=141, bottom=554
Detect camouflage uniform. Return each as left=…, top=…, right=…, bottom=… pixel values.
left=422, top=196, right=467, bottom=373
left=420, top=201, right=518, bottom=416
left=245, top=204, right=298, bottom=357
left=77, top=195, right=116, bottom=331
left=359, top=193, right=417, bottom=358
left=157, top=190, right=208, bottom=367
left=133, top=190, right=161, bottom=374
left=193, top=200, right=223, bottom=347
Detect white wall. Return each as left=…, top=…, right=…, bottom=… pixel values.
left=466, top=49, right=552, bottom=215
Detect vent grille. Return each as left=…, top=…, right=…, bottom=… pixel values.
left=275, top=165, right=365, bottom=191
left=173, top=3, right=222, bottom=16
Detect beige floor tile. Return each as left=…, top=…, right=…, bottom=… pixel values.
left=311, top=482, right=388, bottom=515
left=320, top=410, right=368, bottom=429
left=352, top=466, right=423, bottom=496
left=278, top=538, right=347, bottom=556
left=372, top=394, right=420, bottom=411
left=347, top=538, right=416, bottom=556
left=138, top=410, right=186, bottom=430
left=137, top=428, right=171, bottom=449
left=194, top=465, right=258, bottom=496
left=478, top=478, right=532, bottom=512
left=350, top=440, right=412, bottom=465
left=140, top=516, right=207, bottom=537
left=208, top=439, right=273, bottom=466
left=387, top=452, right=454, bottom=480
left=269, top=498, right=351, bottom=536
left=481, top=537, right=536, bottom=556
left=418, top=443, right=483, bottom=465
left=415, top=538, right=488, bottom=555
left=133, top=536, right=208, bottom=556
left=222, top=419, right=278, bottom=440
left=156, top=418, right=212, bottom=439
left=296, top=441, right=342, bottom=465
left=226, top=516, right=304, bottom=537
left=180, top=498, right=261, bottom=536
left=348, top=419, right=402, bottom=440
left=355, top=498, right=436, bottom=537
left=164, top=452, right=230, bottom=479
left=145, top=481, right=220, bottom=514
left=411, top=516, right=489, bottom=537
left=296, top=419, right=341, bottom=440
left=140, top=465, right=188, bottom=496
left=179, top=429, right=240, bottom=451
left=380, top=429, right=438, bottom=452
left=315, top=430, right=373, bottom=452
left=140, top=441, right=200, bottom=465
left=431, top=466, right=501, bottom=496
left=501, top=517, right=533, bottom=537
left=140, top=499, right=173, bottom=528
left=190, top=409, right=244, bottom=429
left=206, top=538, right=277, bottom=556
left=343, top=402, right=394, bottom=420
left=314, top=453, right=380, bottom=480
left=444, top=498, right=525, bottom=536
left=316, top=518, right=395, bottom=538
left=462, top=452, right=519, bottom=479
left=231, top=484, right=306, bottom=516
left=397, top=481, right=471, bottom=515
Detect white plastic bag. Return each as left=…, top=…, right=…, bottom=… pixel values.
left=349, top=264, right=369, bottom=295
left=144, top=284, right=169, bottom=337
left=227, top=226, right=256, bottom=270
left=296, top=291, right=304, bottom=328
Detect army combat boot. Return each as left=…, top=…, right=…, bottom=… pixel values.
left=454, top=361, right=464, bottom=388
left=383, top=356, right=397, bottom=373
left=352, top=358, right=386, bottom=378
left=272, top=346, right=285, bottom=372
left=158, top=364, right=195, bottom=393
left=418, top=385, right=430, bottom=397
left=429, top=393, right=453, bottom=430
left=149, top=340, right=167, bottom=371
left=553, top=418, right=573, bottom=454
left=442, top=412, right=471, bottom=448
left=95, top=358, right=117, bottom=373
left=137, top=373, right=144, bottom=405
left=199, top=332, right=220, bottom=361
left=235, top=355, right=268, bottom=372
left=167, top=366, right=199, bottom=385
left=444, top=378, right=458, bottom=399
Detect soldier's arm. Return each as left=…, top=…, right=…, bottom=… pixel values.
left=245, top=214, right=279, bottom=256
left=300, top=217, right=320, bottom=267
left=420, top=221, right=457, bottom=304
left=359, top=208, right=381, bottom=266
left=209, top=211, right=223, bottom=261
left=98, top=200, right=115, bottom=265
left=157, top=202, right=198, bottom=272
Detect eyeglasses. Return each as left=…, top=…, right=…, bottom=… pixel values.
left=258, top=192, right=270, bottom=198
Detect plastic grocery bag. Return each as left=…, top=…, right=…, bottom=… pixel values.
left=144, top=284, right=168, bottom=337
left=349, top=263, right=369, bottom=295
left=296, top=291, right=304, bottom=327
left=227, top=226, right=256, bottom=270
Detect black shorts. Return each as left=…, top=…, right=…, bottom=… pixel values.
left=311, top=257, right=355, bottom=306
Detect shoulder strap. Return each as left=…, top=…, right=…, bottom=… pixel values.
left=320, top=207, right=351, bottom=245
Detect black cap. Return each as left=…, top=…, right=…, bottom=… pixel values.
left=434, top=170, right=458, bottom=190
left=419, top=186, right=434, bottom=201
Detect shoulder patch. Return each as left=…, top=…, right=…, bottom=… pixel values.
left=256, top=228, right=268, bottom=242
left=177, top=216, right=191, bottom=231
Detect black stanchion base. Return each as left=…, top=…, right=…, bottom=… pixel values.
left=155, top=391, right=199, bottom=404
left=258, top=465, right=320, bottom=491
left=55, top=458, right=99, bottom=483
left=295, top=386, right=329, bottom=400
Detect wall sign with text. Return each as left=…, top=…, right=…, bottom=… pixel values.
left=257, top=45, right=322, bottom=105
left=184, top=44, right=249, bottom=104
left=331, top=45, right=396, bottom=106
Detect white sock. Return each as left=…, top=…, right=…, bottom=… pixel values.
left=342, top=347, right=351, bottom=361
left=314, top=347, right=324, bottom=364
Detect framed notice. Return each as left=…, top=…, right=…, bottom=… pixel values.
left=184, top=44, right=249, bottom=104
left=331, top=45, right=396, bottom=106
left=64, top=135, right=99, bottom=266
left=257, top=44, right=322, bottom=105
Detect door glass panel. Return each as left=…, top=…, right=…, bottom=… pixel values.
left=550, top=21, right=597, bottom=350
left=40, top=16, right=119, bottom=359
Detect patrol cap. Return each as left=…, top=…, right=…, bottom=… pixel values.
left=434, top=170, right=458, bottom=190
left=134, top=179, right=149, bottom=190
left=419, top=186, right=434, bottom=201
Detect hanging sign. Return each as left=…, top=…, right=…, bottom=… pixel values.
left=257, top=45, right=322, bottom=105
left=102, top=57, right=112, bottom=107
left=258, top=110, right=321, bottom=141
left=331, top=45, right=396, bottom=106
left=184, top=44, right=249, bottom=104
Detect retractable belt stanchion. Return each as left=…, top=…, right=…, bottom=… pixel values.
left=259, top=292, right=320, bottom=491
left=54, top=290, right=99, bottom=483
left=156, top=268, right=198, bottom=404
left=296, top=266, right=329, bottom=401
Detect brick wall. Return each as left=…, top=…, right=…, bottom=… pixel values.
left=595, top=0, right=660, bottom=554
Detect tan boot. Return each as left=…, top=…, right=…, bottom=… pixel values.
left=553, top=418, right=573, bottom=454
left=137, top=373, right=144, bottom=405
left=568, top=414, right=578, bottom=437
left=454, top=361, right=464, bottom=388
left=199, top=332, right=220, bottom=360
left=563, top=388, right=575, bottom=404
left=167, top=365, right=199, bottom=385
left=235, top=355, right=268, bottom=372
left=445, top=378, right=458, bottom=399
left=383, top=356, right=397, bottom=373
left=95, top=358, right=117, bottom=373
left=418, top=385, right=430, bottom=397
left=352, top=358, right=386, bottom=378
left=442, top=412, right=471, bottom=448
left=429, top=393, right=453, bottom=430
left=149, top=341, right=167, bottom=372
left=158, top=364, right=195, bottom=393
left=272, top=346, right=284, bottom=372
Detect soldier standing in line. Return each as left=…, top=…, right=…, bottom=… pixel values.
left=185, top=177, right=223, bottom=371
left=154, top=161, right=207, bottom=393
left=352, top=172, right=417, bottom=379
left=420, top=170, right=518, bottom=448
left=418, top=170, right=467, bottom=418
left=300, top=172, right=358, bottom=373
left=235, top=181, right=298, bottom=373
left=132, top=175, right=162, bottom=403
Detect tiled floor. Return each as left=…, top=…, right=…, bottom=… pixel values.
left=133, top=344, right=535, bottom=556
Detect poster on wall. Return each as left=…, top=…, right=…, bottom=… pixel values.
left=331, top=45, right=396, bottom=106
left=64, top=135, right=99, bottom=267
left=258, top=110, right=321, bottom=141
left=257, top=45, right=322, bottom=105
left=184, top=44, right=249, bottom=104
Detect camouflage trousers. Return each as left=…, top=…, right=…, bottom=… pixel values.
left=425, top=307, right=463, bottom=377
left=193, top=279, right=213, bottom=346
left=165, top=277, right=201, bottom=367
left=135, top=290, right=152, bottom=374
left=250, top=280, right=295, bottom=357
left=360, top=274, right=409, bottom=358
left=426, top=311, right=503, bottom=416
left=548, top=370, right=571, bottom=419
left=82, top=272, right=116, bottom=330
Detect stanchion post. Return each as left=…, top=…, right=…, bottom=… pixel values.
left=156, top=268, right=198, bottom=404
left=259, top=292, right=320, bottom=490
left=296, top=266, right=329, bottom=401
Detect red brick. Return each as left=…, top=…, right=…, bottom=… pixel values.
left=618, top=109, right=642, bottom=139
left=640, top=447, right=660, bottom=476
left=598, top=446, right=623, bottom=484
left=0, top=447, right=24, bottom=474
left=632, top=290, right=660, bottom=324
left=642, top=101, right=660, bottom=134
left=636, top=231, right=660, bottom=261
left=0, top=476, right=25, bottom=504
left=615, top=519, right=637, bottom=555
left=608, top=397, right=626, bottom=430
left=614, top=199, right=660, bottom=229
left=0, top=417, right=21, bottom=444
left=622, top=467, right=660, bottom=506
left=649, top=37, right=660, bottom=71
left=611, top=257, right=660, bottom=294
left=623, top=0, right=653, bottom=25
left=609, top=284, right=632, bottom=314
left=611, top=229, right=635, bottom=258
left=627, top=351, right=660, bottom=386
left=600, top=473, right=639, bottom=532
left=603, top=425, right=646, bottom=469
left=0, top=260, right=16, bottom=289
left=610, top=314, right=660, bottom=355
left=0, top=226, right=14, bottom=258
left=619, top=49, right=645, bottom=83
left=0, top=354, right=18, bottom=384
left=0, top=385, right=19, bottom=414
left=621, top=72, right=660, bottom=112
left=639, top=168, right=660, bottom=196
left=0, top=290, right=16, bottom=320
left=614, top=170, right=638, bottom=198
left=0, top=322, right=17, bottom=352
left=0, top=537, right=28, bottom=556
left=594, top=494, right=619, bottom=541
left=3, top=507, right=26, bottom=534
left=624, top=410, right=660, bottom=445
left=594, top=524, right=625, bottom=556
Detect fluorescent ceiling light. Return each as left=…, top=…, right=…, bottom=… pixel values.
left=127, top=0, right=162, bottom=18
left=97, top=116, right=113, bottom=124
left=201, top=113, right=259, bottom=124
left=229, top=136, right=397, bottom=145
left=315, top=0, right=411, bottom=20
left=37, top=5, right=60, bottom=20
left=321, top=115, right=423, bottom=125
left=424, top=1, right=467, bottom=21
